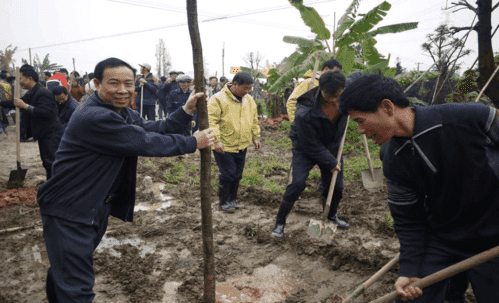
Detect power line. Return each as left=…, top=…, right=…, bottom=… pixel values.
left=19, top=0, right=333, bottom=51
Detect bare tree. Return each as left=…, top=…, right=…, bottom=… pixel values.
left=242, top=51, right=264, bottom=74
left=155, top=39, right=165, bottom=76
left=446, top=0, right=499, bottom=107
left=0, top=44, right=18, bottom=71
left=421, top=24, right=472, bottom=104
left=162, top=47, right=172, bottom=76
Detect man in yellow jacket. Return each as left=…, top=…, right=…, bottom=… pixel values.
left=208, top=71, right=261, bottom=212
left=287, top=59, right=342, bottom=123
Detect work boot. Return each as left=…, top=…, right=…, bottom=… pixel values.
left=218, top=180, right=235, bottom=213
left=271, top=202, right=293, bottom=238
left=327, top=213, right=350, bottom=229
left=229, top=180, right=240, bottom=209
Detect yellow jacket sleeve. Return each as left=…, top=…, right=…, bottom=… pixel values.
left=287, top=79, right=319, bottom=123
left=207, top=95, right=222, bottom=142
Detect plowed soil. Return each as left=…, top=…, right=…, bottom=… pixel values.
left=0, top=122, right=478, bottom=303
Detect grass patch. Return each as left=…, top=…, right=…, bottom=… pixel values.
left=265, top=136, right=292, bottom=149
left=278, top=120, right=291, bottom=131
left=343, top=156, right=383, bottom=185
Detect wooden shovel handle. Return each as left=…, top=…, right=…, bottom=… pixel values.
left=14, top=68, right=21, bottom=164
left=323, top=116, right=350, bottom=221
left=361, top=134, right=375, bottom=178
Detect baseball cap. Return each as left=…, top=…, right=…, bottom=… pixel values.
left=169, top=70, right=178, bottom=75
left=177, top=74, right=192, bottom=82
left=139, top=63, right=152, bottom=71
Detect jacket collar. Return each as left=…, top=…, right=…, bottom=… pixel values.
left=394, top=105, right=443, bottom=156
left=223, top=84, right=245, bottom=103
left=308, top=87, right=334, bottom=120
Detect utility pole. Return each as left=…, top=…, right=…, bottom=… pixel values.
left=29, top=48, right=32, bottom=65
left=333, top=12, right=336, bottom=56
left=222, top=42, right=225, bottom=77
left=415, top=62, right=423, bottom=71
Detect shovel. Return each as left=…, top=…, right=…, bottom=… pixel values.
left=308, top=116, right=350, bottom=242
left=369, top=244, right=499, bottom=303
left=360, top=134, right=384, bottom=192
left=7, top=67, right=27, bottom=189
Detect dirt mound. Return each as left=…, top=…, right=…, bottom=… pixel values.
left=0, top=186, right=38, bottom=208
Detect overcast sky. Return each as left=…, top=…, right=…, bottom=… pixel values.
left=1, top=0, right=498, bottom=80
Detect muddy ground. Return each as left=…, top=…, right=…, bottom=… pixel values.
left=0, top=120, right=478, bottom=303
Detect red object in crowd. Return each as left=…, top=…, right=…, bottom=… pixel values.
left=48, top=73, right=68, bottom=89
left=70, top=81, right=86, bottom=102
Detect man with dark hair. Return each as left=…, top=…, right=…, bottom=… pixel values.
left=40, top=72, right=51, bottom=87
left=69, top=71, right=86, bottom=102
left=162, top=70, right=179, bottom=100
left=37, top=57, right=215, bottom=303
left=208, top=71, right=261, bottom=212
left=166, top=74, right=197, bottom=137
left=156, top=76, right=168, bottom=119
left=10, top=64, right=64, bottom=179
left=135, top=63, right=158, bottom=121
left=52, top=86, right=79, bottom=130
left=339, top=74, right=499, bottom=303
left=287, top=58, right=342, bottom=123
left=220, top=76, right=229, bottom=88
left=271, top=70, right=348, bottom=238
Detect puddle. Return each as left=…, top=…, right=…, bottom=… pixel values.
left=96, top=236, right=157, bottom=258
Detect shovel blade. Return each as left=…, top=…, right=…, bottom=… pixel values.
left=361, top=167, right=384, bottom=192
left=7, top=168, right=28, bottom=189
left=308, top=219, right=338, bottom=242
left=307, top=219, right=323, bottom=239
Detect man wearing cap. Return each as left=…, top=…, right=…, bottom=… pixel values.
left=220, top=76, right=229, bottom=89
left=135, top=63, right=158, bottom=121
left=166, top=74, right=197, bottom=138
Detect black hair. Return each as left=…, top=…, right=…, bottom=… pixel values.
left=52, top=86, right=68, bottom=96
left=59, top=68, right=69, bottom=75
left=160, top=76, right=166, bottom=82
left=209, top=76, right=217, bottom=81
left=319, top=70, right=345, bottom=99
left=339, top=74, right=410, bottom=114
left=232, top=71, right=253, bottom=85
left=220, top=76, right=228, bottom=82
left=0, top=72, right=6, bottom=80
left=20, top=64, right=39, bottom=82
left=73, top=71, right=80, bottom=77
left=88, top=73, right=95, bottom=80
left=44, top=72, right=51, bottom=77
left=93, top=57, right=136, bottom=82
left=322, top=59, right=342, bottom=71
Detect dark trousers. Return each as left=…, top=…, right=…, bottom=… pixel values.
left=395, top=233, right=499, bottom=303
left=38, top=130, right=63, bottom=180
left=43, top=201, right=112, bottom=303
left=158, top=100, right=167, bottom=119
left=142, top=105, right=156, bottom=121
left=213, top=148, right=248, bottom=183
left=1, top=107, right=11, bottom=127
left=280, top=149, right=343, bottom=222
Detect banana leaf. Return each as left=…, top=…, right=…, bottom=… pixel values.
left=268, top=65, right=302, bottom=94
left=335, top=46, right=356, bottom=74
left=239, top=66, right=267, bottom=78
left=289, top=0, right=331, bottom=40
left=333, top=0, right=363, bottom=40
left=363, top=22, right=419, bottom=39
left=336, top=1, right=391, bottom=48
left=266, top=68, right=281, bottom=85
left=283, top=36, right=320, bottom=49
left=362, top=38, right=385, bottom=66
left=362, top=59, right=389, bottom=75
left=382, top=67, right=397, bottom=78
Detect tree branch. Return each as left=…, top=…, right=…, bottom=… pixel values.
left=492, top=1, right=499, bottom=12
left=450, top=24, right=478, bottom=35
left=448, top=0, right=477, bottom=12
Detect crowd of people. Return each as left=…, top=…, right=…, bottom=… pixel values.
left=0, top=55, right=498, bottom=303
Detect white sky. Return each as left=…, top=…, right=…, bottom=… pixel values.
left=1, top=0, right=498, bottom=80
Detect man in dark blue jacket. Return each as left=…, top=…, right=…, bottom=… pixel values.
left=135, top=63, right=157, bottom=121
left=271, top=71, right=349, bottom=238
left=52, top=86, right=79, bottom=131
left=156, top=76, right=168, bottom=119
left=36, top=57, right=214, bottom=303
left=339, top=74, right=499, bottom=303
left=12, top=64, right=64, bottom=180
left=167, top=74, right=197, bottom=136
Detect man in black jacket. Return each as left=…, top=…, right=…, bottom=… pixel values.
left=52, top=86, right=79, bottom=131
left=12, top=64, right=64, bottom=180
left=271, top=71, right=348, bottom=238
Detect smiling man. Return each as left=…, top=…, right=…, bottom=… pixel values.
left=36, top=57, right=215, bottom=303
left=339, top=74, right=499, bottom=302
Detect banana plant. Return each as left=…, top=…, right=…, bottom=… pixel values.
left=266, top=0, right=418, bottom=93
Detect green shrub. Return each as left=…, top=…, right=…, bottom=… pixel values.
left=278, top=120, right=291, bottom=131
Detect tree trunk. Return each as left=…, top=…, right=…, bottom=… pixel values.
left=477, top=0, right=499, bottom=107
left=186, top=1, right=216, bottom=302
